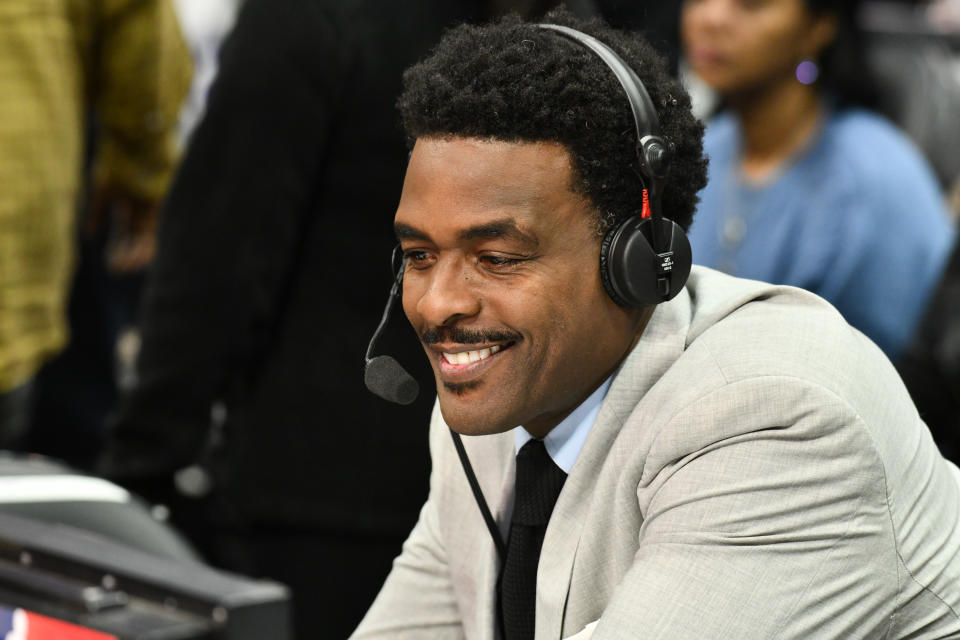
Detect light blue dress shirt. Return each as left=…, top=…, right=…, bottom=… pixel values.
left=514, top=377, right=613, bottom=473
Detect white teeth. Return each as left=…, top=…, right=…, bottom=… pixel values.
left=444, top=344, right=503, bottom=365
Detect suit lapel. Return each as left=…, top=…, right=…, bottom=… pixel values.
left=535, top=288, right=692, bottom=638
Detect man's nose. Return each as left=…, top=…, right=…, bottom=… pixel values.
left=415, top=257, right=481, bottom=329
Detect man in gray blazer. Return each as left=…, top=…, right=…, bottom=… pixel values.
left=353, top=8, right=960, bottom=639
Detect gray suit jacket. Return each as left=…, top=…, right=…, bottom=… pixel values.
left=353, top=267, right=960, bottom=639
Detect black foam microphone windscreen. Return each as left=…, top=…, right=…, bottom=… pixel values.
left=365, top=355, right=419, bottom=405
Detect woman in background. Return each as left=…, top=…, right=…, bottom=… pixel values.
left=683, top=0, right=954, bottom=359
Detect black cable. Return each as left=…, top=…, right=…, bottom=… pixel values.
left=449, top=429, right=507, bottom=559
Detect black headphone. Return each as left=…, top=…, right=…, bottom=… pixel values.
left=538, top=24, right=692, bottom=307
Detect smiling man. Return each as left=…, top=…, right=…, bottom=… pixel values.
left=352, top=9, right=960, bottom=640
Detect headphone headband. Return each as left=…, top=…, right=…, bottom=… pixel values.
left=536, top=23, right=691, bottom=307
left=536, top=23, right=672, bottom=212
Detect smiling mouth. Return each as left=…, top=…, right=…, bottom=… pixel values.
left=423, top=327, right=521, bottom=385
left=436, top=340, right=517, bottom=385
left=441, top=345, right=502, bottom=365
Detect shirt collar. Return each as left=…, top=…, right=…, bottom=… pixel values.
left=513, top=376, right=613, bottom=474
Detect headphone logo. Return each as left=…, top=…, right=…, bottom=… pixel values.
left=660, top=253, right=674, bottom=273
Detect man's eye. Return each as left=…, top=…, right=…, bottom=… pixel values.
left=403, top=250, right=431, bottom=266
left=481, top=255, right=524, bottom=268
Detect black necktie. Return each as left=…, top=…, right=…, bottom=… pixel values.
left=499, top=439, right=567, bottom=640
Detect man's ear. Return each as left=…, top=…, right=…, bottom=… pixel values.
left=803, top=12, right=838, bottom=60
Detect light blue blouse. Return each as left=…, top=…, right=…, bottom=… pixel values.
left=689, top=108, right=955, bottom=358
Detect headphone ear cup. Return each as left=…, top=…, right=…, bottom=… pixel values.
left=599, top=216, right=692, bottom=307
left=600, top=225, right=632, bottom=307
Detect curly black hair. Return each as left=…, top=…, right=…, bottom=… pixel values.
left=397, top=7, right=707, bottom=232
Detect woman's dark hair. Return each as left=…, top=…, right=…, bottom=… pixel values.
left=806, top=0, right=880, bottom=110
left=397, top=7, right=707, bottom=232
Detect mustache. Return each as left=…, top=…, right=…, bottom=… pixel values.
left=421, top=327, right=522, bottom=346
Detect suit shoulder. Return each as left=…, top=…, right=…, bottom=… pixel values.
left=676, top=267, right=904, bottom=418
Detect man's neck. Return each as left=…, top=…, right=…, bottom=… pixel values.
left=523, top=306, right=654, bottom=439
left=728, top=77, right=824, bottom=183
left=516, top=375, right=614, bottom=473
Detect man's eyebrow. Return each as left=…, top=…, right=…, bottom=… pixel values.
left=458, top=219, right=539, bottom=245
left=394, top=222, right=431, bottom=242
left=395, top=219, right=540, bottom=246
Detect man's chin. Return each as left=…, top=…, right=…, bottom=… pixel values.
left=445, top=421, right=516, bottom=437
left=438, top=389, right=517, bottom=437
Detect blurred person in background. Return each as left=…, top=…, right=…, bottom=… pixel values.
left=97, top=1, right=614, bottom=637
left=682, top=0, right=955, bottom=360
left=0, top=1, right=190, bottom=449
